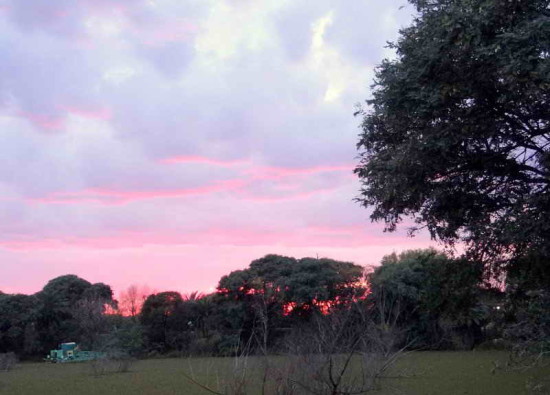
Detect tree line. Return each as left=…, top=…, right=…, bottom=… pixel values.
left=1, top=249, right=544, bottom=359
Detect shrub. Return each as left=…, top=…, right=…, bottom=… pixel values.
left=89, top=352, right=135, bottom=377
left=0, top=353, right=17, bottom=372
left=505, top=290, right=550, bottom=354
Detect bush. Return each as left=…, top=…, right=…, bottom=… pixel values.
left=89, top=352, right=135, bottom=377
left=504, top=290, right=550, bottom=354
left=100, top=319, right=145, bottom=357
left=188, top=334, right=221, bottom=356
left=215, top=334, right=241, bottom=356
left=276, top=308, right=407, bottom=394
left=0, top=353, right=17, bottom=372
left=475, top=339, right=509, bottom=351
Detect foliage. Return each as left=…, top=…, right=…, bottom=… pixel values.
left=355, top=0, right=550, bottom=271
left=497, top=252, right=550, bottom=361
left=220, top=255, right=364, bottom=310
left=216, top=254, right=366, bottom=350
left=102, top=317, right=145, bottom=356
left=504, top=289, right=550, bottom=353
left=0, top=294, right=39, bottom=355
left=368, top=249, right=485, bottom=349
left=35, top=275, right=116, bottom=352
left=72, top=298, right=112, bottom=350
left=40, top=275, right=93, bottom=307
left=83, top=283, right=117, bottom=309
left=507, top=251, right=550, bottom=296
left=0, top=252, right=537, bottom=360
left=140, top=291, right=186, bottom=351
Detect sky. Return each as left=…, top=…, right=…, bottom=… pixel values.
left=0, top=0, right=434, bottom=297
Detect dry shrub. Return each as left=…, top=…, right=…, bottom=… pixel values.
left=0, top=353, right=17, bottom=372
left=184, top=301, right=409, bottom=394
left=89, top=353, right=135, bottom=377
left=273, top=304, right=409, bottom=395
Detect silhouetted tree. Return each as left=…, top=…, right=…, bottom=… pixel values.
left=140, top=292, right=185, bottom=351
left=35, top=275, right=115, bottom=351
left=368, top=249, right=484, bottom=349
left=355, top=0, right=550, bottom=274
left=119, top=284, right=151, bottom=319
left=217, top=254, right=366, bottom=348
left=0, top=294, right=39, bottom=355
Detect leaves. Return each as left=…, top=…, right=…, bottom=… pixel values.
left=356, top=0, right=550, bottom=270
left=368, top=249, right=484, bottom=349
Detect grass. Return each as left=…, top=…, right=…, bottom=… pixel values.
left=0, top=351, right=548, bottom=394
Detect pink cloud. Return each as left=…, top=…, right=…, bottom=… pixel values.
left=18, top=111, right=65, bottom=131
left=307, top=225, right=364, bottom=234
left=247, top=164, right=353, bottom=180
left=16, top=105, right=112, bottom=131
left=61, top=105, right=112, bottom=120
left=28, top=182, right=337, bottom=205
left=0, top=239, right=67, bottom=250
left=161, top=159, right=352, bottom=178
left=0, top=225, right=433, bottom=252
left=236, top=186, right=339, bottom=202
left=161, top=155, right=249, bottom=167
left=25, top=161, right=353, bottom=207
left=27, top=179, right=246, bottom=205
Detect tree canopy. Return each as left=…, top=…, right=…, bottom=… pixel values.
left=368, top=249, right=484, bottom=348
left=218, top=254, right=365, bottom=317
left=140, top=292, right=185, bottom=351
left=36, top=275, right=116, bottom=351
left=0, top=294, right=39, bottom=354
left=355, top=0, right=550, bottom=271
left=0, top=251, right=527, bottom=356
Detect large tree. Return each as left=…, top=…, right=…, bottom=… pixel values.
left=355, top=0, right=549, bottom=271
left=368, top=249, right=484, bottom=349
left=218, top=254, right=365, bottom=318
left=140, top=292, right=186, bottom=351
left=215, top=254, right=365, bottom=349
left=0, top=294, right=40, bottom=355
left=35, top=275, right=115, bottom=350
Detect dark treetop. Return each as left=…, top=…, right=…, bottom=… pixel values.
left=356, top=0, right=550, bottom=270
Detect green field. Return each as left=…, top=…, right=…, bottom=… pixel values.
left=0, top=351, right=548, bottom=395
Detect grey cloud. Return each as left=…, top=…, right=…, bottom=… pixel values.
left=0, top=0, right=414, bottom=249
left=273, top=1, right=329, bottom=61
left=135, top=41, right=194, bottom=78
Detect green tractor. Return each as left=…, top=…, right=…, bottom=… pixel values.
left=45, top=342, right=105, bottom=363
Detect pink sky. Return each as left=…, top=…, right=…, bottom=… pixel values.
left=0, top=0, right=434, bottom=297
